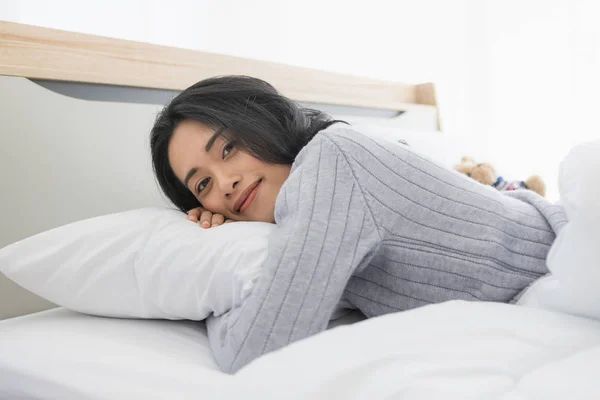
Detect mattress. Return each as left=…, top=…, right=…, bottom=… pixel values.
left=0, top=306, right=364, bottom=399
left=2, top=301, right=600, bottom=399
left=0, top=308, right=227, bottom=399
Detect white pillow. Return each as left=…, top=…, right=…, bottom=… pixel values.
left=517, top=140, right=600, bottom=320
left=0, top=208, right=275, bottom=320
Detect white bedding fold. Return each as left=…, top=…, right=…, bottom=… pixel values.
left=226, top=301, right=600, bottom=400
left=518, top=140, right=600, bottom=319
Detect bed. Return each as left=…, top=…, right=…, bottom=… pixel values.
left=2, top=21, right=600, bottom=399
left=3, top=301, right=600, bottom=399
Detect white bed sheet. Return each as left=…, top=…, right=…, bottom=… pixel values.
left=0, top=308, right=228, bottom=399
left=0, top=306, right=364, bottom=399
left=230, top=301, right=600, bottom=400
left=3, top=301, right=600, bottom=400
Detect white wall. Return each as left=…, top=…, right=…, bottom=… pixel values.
left=2, top=0, right=598, bottom=200
left=0, top=0, right=471, bottom=138
left=2, top=0, right=469, bottom=82
left=464, top=0, right=600, bottom=201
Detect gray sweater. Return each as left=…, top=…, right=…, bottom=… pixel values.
left=207, top=126, right=567, bottom=373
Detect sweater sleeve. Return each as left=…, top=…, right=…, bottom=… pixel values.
left=206, top=133, right=381, bottom=373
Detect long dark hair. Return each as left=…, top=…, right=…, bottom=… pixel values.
left=150, top=75, right=343, bottom=212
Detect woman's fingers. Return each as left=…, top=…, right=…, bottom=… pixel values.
left=187, top=207, right=204, bottom=222
left=210, top=213, right=225, bottom=227
left=188, top=207, right=231, bottom=229
left=200, top=210, right=213, bottom=228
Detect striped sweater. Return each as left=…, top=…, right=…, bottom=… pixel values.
left=207, top=126, right=567, bottom=373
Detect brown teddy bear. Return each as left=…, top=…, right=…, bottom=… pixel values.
left=454, top=156, right=546, bottom=197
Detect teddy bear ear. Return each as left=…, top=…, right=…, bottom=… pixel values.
left=460, top=156, right=476, bottom=166
left=454, top=164, right=472, bottom=174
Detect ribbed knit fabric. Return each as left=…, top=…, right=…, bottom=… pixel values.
left=207, top=126, right=567, bottom=373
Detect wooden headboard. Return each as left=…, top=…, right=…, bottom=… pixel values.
left=0, top=21, right=437, bottom=114
left=0, top=21, right=438, bottom=320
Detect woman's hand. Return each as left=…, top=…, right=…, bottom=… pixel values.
left=187, top=207, right=233, bottom=229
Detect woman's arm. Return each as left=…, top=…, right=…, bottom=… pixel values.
left=207, top=133, right=381, bottom=373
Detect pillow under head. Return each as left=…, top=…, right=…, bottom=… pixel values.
left=0, top=208, right=275, bottom=320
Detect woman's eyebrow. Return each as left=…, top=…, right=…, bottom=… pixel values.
left=205, top=126, right=227, bottom=152
left=183, top=168, right=198, bottom=189
left=183, top=127, right=227, bottom=188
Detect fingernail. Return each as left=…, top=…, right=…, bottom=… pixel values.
left=211, top=224, right=218, bottom=228
left=202, top=221, right=210, bottom=228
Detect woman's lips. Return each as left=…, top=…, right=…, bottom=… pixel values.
left=237, top=180, right=261, bottom=214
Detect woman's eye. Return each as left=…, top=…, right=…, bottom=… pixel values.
left=223, top=141, right=235, bottom=159
left=196, top=178, right=210, bottom=194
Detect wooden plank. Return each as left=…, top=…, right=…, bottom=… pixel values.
left=0, top=21, right=436, bottom=111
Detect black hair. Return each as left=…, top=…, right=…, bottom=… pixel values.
left=150, top=75, right=343, bottom=212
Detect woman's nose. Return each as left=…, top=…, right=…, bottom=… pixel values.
left=221, top=175, right=240, bottom=199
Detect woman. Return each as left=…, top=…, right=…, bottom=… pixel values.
left=150, top=76, right=567, bottom=373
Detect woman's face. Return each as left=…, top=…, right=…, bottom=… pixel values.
left=168, top=120, right=291, bottom=223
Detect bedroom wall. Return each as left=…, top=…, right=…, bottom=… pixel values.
left=462, top=0, right=600, bottom=202
left=0, top=0, right=473, bottom=147
left=2, top=0, right=598, bottom=200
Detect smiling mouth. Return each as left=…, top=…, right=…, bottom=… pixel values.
left=234, top=179, right=262, bottom=214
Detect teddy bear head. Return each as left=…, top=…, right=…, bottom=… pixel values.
left=454, top=156, right=497, bottom=186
